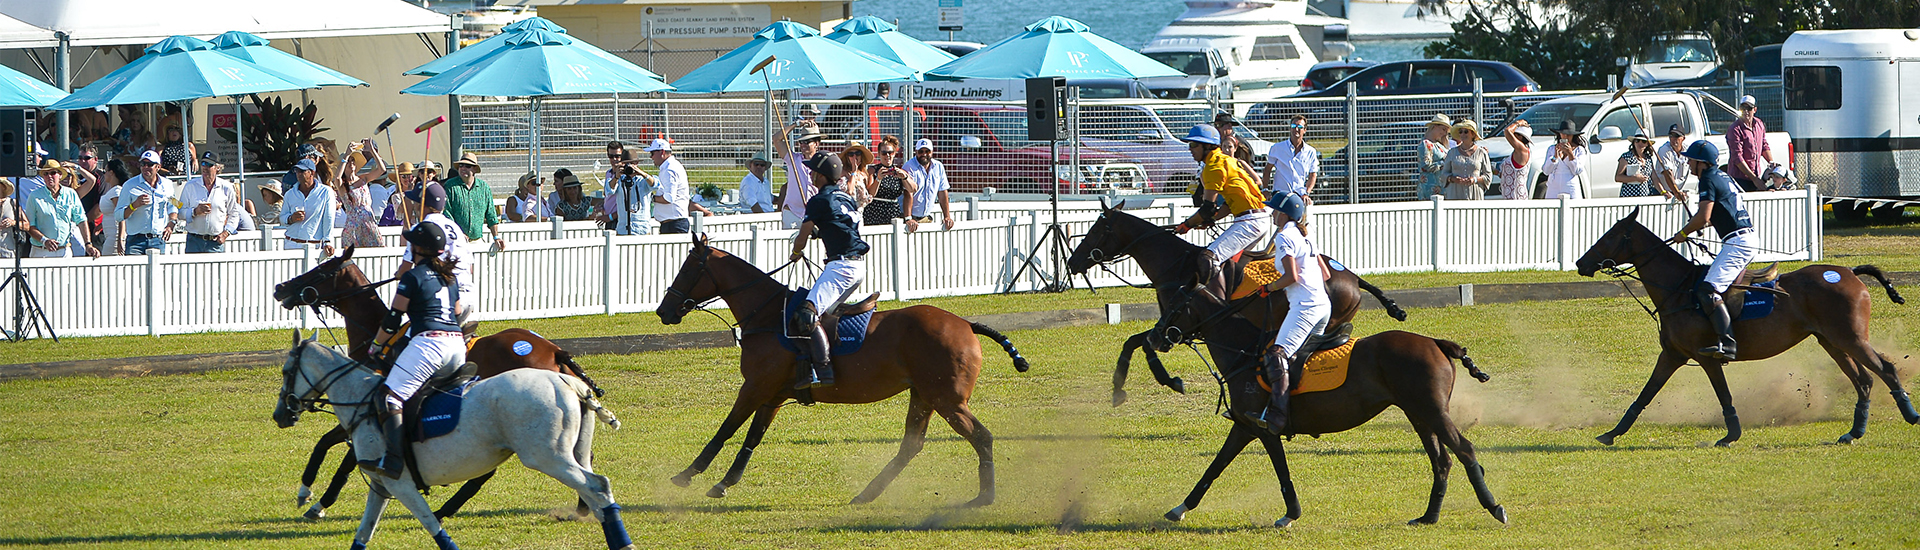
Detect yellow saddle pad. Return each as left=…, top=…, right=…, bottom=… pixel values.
left=1230, top=259, right=1282, bottom=300
left=1291, top=340, right=1355, bottom=396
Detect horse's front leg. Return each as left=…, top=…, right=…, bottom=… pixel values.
left=1699, top=360, right=1742, bottom=447
left=307, top=451, right=356, bottom=520
left=711, top=403, right=782, bottom=498
left=672, top=387, right=765, bottom=487
left=1252, top=431, right=1302, bottom=528
left=1114, top=331, right=1183, bottom=406
left=349, top=489, right=388, bottom=550
left=386, top=479, right=460, bottom=550
left=432, top=469, right=496, bottom=520
left=299, top=426, right=350, bottom=508
left=1597, top=348, right=1687, bottom=445
left=1166, top=422, right=1257, bottom=522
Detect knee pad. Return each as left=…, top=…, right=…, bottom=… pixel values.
left=1693, top=280, right=1719, bottom=296
left=788, top=302, right=819, bottom=334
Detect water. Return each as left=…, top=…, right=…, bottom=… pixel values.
left=849, top=0, right=1435, bottom=61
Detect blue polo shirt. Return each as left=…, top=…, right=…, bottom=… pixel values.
left=804, top=184, right=869, bottom=259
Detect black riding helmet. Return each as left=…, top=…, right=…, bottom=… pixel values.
left=404, top=221, right=449, bottom=254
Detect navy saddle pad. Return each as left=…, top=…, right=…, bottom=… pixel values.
left=777, top=290, right=873, bottom=357
left=415, top=379, right=476, bottom=442
left=1738, top=281, right=1778, bottom=321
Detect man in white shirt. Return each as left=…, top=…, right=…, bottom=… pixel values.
left=647, top=138, right=692, bottom=234
left=1262, top=114, right=1319, bottom=221
left=280, top=159, right=336, bottom=255
left=119, top=150, right=177, bottom=256
left=904, top=138, right=953, bottom=232
left=1654, top=124, right=1693, bottom=201
left=776, top=125, right=823, bottom=229
left=739, top=155, right=775, bottom=213
left=179, top=152, right=242, bottom=253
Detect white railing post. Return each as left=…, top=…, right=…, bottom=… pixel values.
left=749, top=225, right=762, bottom=268
left=259, top=225, right=273, bottom=251
left=145, top=249, right=160, bottom=337
left=1557, top=194, right=1574, bottom=271
left=891, top=218, right=907, bottom=301
left=967, top=196, right=980, bottom=221
left=550, top=216, right=564, bottom=240
left=1167, top=203, right=1179, bottom=225
left=1806, top=184, right=1821, bottom=261
left=1003, top=215, right=1018, bottom=292
left=602, top=230, right=615, bottom=316
left=1027, top=211, right=1041, bottom=289
left=1430, top=195, right=1444, bottom=272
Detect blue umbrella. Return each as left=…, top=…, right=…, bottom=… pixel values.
left=400, top=29, right=671, bottom=97
left=670, top=21, right=917, bottom=93
left=48, top=36, right=312, bottom=110
left=0, top=64, right=67, bottom=107
left=925, top=16, right=1182, bottom=80
left=210, top=31, right=366, bottom=88
left=825, top=16, right=957, bottom=74
left=404, top=17, right=658, bottom=80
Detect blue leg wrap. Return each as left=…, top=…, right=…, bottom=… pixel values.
left=601, top=504, right=633, bottom=550
left=433, top=529, right=459, bottom=550
left=350, top=541, right=367, bottom=550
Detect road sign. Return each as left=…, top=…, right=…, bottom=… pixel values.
left=938, top=0, right=964, bottom=32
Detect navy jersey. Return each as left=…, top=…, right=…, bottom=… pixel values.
left=396, top=266, right=461, bottom=335
left=1696, top=167, right=1753, bottom=236
left=804, top=184, right=871, bottom=258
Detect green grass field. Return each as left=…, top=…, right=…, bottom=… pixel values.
left=3, top=282, right=1919, bottom=548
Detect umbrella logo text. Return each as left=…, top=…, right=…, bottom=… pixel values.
left=1066, top=52, right=1088, bottom=68
left=568, top=64, right=593, bottom=80
left=218, top=67, right=247, bottom=82
left=766, top=59, right=793, bottom=77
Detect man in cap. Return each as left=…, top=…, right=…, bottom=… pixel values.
left=1263, top=114, right=1319, bottom=220
left=394, top=181, right=475, bottom=323
left=120, top=150, right=177, bottom=256
left=646, top=138, right=692, bottom=234
left=904, top=138, right=953, bottom=232
left=1669, top=141, right=1753, bottom=360
left=445, top=152, right=505, bottom=252
left=1654, top=124, right=1693, bottom=201
left=281, top=159, right=336, bottom=255
left=280, top=143, right=323, bottom=193
left=787, top=152, right=869, bottom=389
left=1174, top=124, right=1270, bottom=298
left=179, top=151, right=242, bottom=253
left=739, top=155, right=775, bottom=214
left=776, top=123, right=825, bottom=229
left=1725, top=95, right=1773, bottom=192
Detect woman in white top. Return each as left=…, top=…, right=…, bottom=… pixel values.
left=1498, top=121, right=1534, bottom=200
left=1250, top=192, right=1329, bottom=434
left=506, top=171, right=550, bottom=223
left=1543, top=120, right=1587, bottom=199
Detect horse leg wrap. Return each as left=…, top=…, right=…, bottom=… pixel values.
left=1718, top=412, right=1742, bottom=446
left=1847, top=399, right=1872, bottom=442
left=432, top=529, right=459, bottom=550
left=600, top=504, right=634, bottom=550
left=350, top=541, right=367, bottom=550
left=1893, top=390, right=1920, bottom=424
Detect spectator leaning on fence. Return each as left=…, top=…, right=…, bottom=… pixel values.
left=776, top=124, right=824, bottom=229
left=1654, top=124, right=1692, bottom=201
left=1726, top=95, right=1773, bottom=192
left=120, top=150, right=176, bottom=256
left=22, top=159, right=95, bottom=258
left=1499, top=120, right=1534, bottom=200
left=1543, top=120, right=1587, bottom=199
left=1418, top=113, right=1454, bottom=200
left=904, top=138, right=953, bottom=232
left=549, top=168, right=597, bottom=222
left=739, top=155, right=775, bottom=214
left=647, top=138, right=692, bottom=234
left=507, top=171, right=550, bottom=223
left=445, top=152, right=505, bottom=251
left=1443, top=120, right=1492, bottom=201
left=180, top=151, right=243, bottom=253
left=1263, top=114, right=1319, bottom=218
left=1615, top=130, right=1657, bottom=197
left=282, top=159, right=337, bottom=255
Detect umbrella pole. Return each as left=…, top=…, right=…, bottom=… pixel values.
left=763, top=88, right=773, bottom=171
left=232, top=96, right=243, bottom=180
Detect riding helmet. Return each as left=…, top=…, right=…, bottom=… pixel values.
left=1266, top=193, right=1307, bottom=222
left=404, top=221, right=449, bottom=253
left=1181, top=124, right=1221, bottom=146
left=1682, top=140, right=1720, bottom=164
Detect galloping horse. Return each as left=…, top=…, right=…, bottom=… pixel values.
left=1575, top=209, right=1915, bottom=446
left=1064, top=207, right=1407, bottom=405
left=656, top=236, right=1031, bottom=506
left=272, top=247, right=602, bottom=520
left=1151, top=284, right=1505, bottom=527
left=273, top=333, right=632, bottom=550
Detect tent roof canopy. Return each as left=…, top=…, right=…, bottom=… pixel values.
left=0, top=0, right=452, bottom=49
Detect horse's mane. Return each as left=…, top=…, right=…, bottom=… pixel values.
left=1106, top=209, right=1197, bottom=251
left=1616, top=217, right=1690, bottom=269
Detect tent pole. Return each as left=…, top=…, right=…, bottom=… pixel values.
left=233, top=96, right=244, bottom=180
left=54, top=32, right=70, bottom=161
left=446, top=16, right=465, bottom=161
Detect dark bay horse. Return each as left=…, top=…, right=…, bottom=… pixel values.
left=1151, top=286, right=1504, bottom=527
left=656, top=237, right=1030, bottom=506
left=1575, top=209, right=1915, bottom=446
left=272, top=247, right=602, bottom=520
left=1064, top=207, right=1407, bottom=405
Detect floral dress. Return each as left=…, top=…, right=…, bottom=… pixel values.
left=339, top=184, right=382, bottom=248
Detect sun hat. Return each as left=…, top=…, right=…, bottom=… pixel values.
left=518, top=171, right=540, bottom=187
left=36, top=158, right=66, bottom=174
left=558, top=172, right=583, bottom=187
left=1554, top=120, right=1579, bottom=136
left=1213, top=110, right=1241, bottom=126
left=1449, top=120, right=1481, bottom=140
left=258, top=184, right=284, bottom=203
left=395, top=162, right=415, bottom=176
left=1630, top=129, right=1652, bottom=142
left=748, top=155, right=770, bottom=166
left=453, top=152, right=481, bottom=169
left=1181, top=124, right=1221, bottom=146
left=1425, top=113, right=1453, bottom=129
left=795, top=127, right=825, bottom=143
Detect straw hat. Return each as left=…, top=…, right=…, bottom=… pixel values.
left=1449, top=120, right=1481, bottom=140
left=453, top=152, right=481, bottom=169
left=36, top=158, right=70, bottom=178
left=395, top=162, right=416, bottom=176
left=0, top=176, right=14, bottom=198
left=1425, top=113, right=1453, bottom=130
left=418, top=160, right=441, bottom=174
left=257, top=184, right=284, bottom=204
left=557, top=172, right=583, bottom=187
left=517, top=171, right=540, bottom=187
left=1630, top=129, right=1652, bottom=143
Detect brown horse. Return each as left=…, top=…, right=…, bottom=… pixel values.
left=656, top=236, right=1030, bottom=506
left=271, top=247, right=601, bottom=520
left=1150, top=287, right=1505, bottom=527
left=1575, top=209, right=1916, bottom=446
left=1064, top=207, right=1407, bottom=405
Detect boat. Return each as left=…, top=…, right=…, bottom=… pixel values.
left=1139, top=0, right=1350, bottom=106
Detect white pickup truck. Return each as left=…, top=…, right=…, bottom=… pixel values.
left=1483, top=90, right=1792, bottom=199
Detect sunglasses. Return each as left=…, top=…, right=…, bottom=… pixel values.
left=879, top=149, right=898, bottom=155
left=1290, top=124, right=1306, bottom=130
left=140, top=160, right=158, bottom=166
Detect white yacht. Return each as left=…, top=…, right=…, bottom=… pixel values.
left=1140, top=0, right=1350, bottom=104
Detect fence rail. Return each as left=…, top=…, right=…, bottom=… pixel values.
left=15, top=188, right=1820, bottom=339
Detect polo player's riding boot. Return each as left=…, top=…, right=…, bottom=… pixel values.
left=357, top=406, right=404, bottom=479
left=805, top=321, right=835, bottom=389
left=1249, top=346, right=1292, bottom=434
left=1694, top=281, right=1738, bottom=360
left=1195, top=250, right=1226, bottom=300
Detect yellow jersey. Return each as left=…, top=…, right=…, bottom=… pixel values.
left=1202, top=149, right=1266, bottom=215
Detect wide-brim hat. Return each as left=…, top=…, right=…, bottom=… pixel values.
left=453, top=152, right=481, bottom=169
left=558, top=173, right=583, bottom=187
left=1213, top=111, right=1241, bottom=126
left=1448, top=120, right=1481, bottom=140
left=257, top=184, right=284, bottom=203
left=418, top=160, right=441, bottom=174
left=36, top=158, right=68, bottom=176
left=1425, top=113, right=1454, bottom=129
left=1630, top=129, right=1652, bottom=142
left=395, top=162, right=416, bottom=176
left=1554, top=120, right=1579, bottom=135
left=0, top=176, right=14, bottom=197
left=795, top=128, right=825, bottom=143
left=518, top=171, right=540, bottom=187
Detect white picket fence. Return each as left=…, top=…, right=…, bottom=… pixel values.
left=14, top=188, right=1822, bottom=338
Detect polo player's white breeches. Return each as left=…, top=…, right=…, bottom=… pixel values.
left=1272, top=300, right=1331, bottom=357
left=1206, top=212, right=1273, bottom=263
left=1703, top=230, right=1757, bottom=293
left=385, top=333, right=467, bottom=409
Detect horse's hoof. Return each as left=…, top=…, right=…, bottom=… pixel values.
left=1838, top=434, right=1858, bottom=445
left=1111, top=390, right=1128, bottom=408
left=1713, top=438, right=1736, bottom=448
left=706, top=483, right=728, bottom=499
left=1490, top=505, right=1508, bottom=525
left=1905, top=413, right=1920, bottom=425
left=1273, top=516, right=1294, bottom=529
left=1594, top=432, right=1617, bottom=446
left=1168, top=378, right=1186, bottom=394
left=849, top=493, right=876, bottom=505
left=302, top=506, right=325, bottom=521
left=962, top=495, right=994, bottom=508
left=296, top=486, right=313, bottom=507
left=1407, top=516, right=1438, bottom=526
left=669, top=472, right=694, bottom=488
left=1164, top=504, right=1188, bottom=522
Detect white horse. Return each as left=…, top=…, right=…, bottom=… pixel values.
left=272, top=332, right=633, bottom=550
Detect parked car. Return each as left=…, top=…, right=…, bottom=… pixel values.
left=863, top=104, right=1149, bottom=195
left=1079, top=104, right=1275, bottom=193
left=801, top=78, right=1150, bottom=141
left=1281, top=59, right=1540, bottom=98
left=1316, top=122, right=1430, bottom=203
left=1644, top=44, right=1781, bottom=88
left=1297, top=60, right=1379, bottom=92
left=1622, top=32, right=1719, bottom=88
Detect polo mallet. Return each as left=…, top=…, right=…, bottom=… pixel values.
left=373, top=113, right=400, bottom=171
left=408, top=116, right=448, bottom=228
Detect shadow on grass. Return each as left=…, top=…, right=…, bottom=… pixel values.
left=787, top=432, right=1199, bottom=446
left=810, top=518, right=1259, bottom=535
left=0, top=526, right=349, bottom=546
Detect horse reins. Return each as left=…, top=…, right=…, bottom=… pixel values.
left=665, top=253, right=805, bottom=341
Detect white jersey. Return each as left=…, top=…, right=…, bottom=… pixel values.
left=1274, top=221, right=1326, bottom=306
left=403, top=213, right=474, bottom=295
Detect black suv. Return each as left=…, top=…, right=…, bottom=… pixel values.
left=1283, top=59, right=1540, bottom=98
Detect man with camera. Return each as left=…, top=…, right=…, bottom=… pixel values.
left=775, top=119, right=824, bottom=230
left=602, top=144, right=655, bottom=236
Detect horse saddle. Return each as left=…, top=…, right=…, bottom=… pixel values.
left=401, top=360, right=478, bottom=443
left=777, top=290, right=879, bottom=357
left=1261, top=323, right=1355, bottom=395
left=1711, top=263, right=1784, bottom=321
left=1226, top=243, right=1282, bottom=301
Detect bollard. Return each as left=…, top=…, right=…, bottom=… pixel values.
left=551, top=215, right=564, bottom=239
left=966, top=196, right=980, bottom=221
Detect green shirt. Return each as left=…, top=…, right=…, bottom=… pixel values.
left=442, top=175, right=498, bottom=241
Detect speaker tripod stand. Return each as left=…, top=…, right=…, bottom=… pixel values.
left=1002, top=138, right=1094, bottom=294
left=0, top=254, right=54, bottom=342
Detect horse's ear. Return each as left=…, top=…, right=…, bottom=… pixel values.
left=304, top=331, right=317, bottom=344
left=340, top=245, right=355, bottom=261
left=290, top=330, right=301, bottom=349
left=1626, top=207, right=1641, bottom=222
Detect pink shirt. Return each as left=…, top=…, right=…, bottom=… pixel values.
left=1725, top=116, right=1770, bottom=181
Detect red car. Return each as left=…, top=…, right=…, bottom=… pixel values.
left=865, top=104, right=1148, bottom=195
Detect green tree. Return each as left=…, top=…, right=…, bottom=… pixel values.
left=1422, top=0, right=1618, bottom=90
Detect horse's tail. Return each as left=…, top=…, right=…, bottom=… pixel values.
left=1435, top=339, right=1490, bottom=383
left=554, top=349, right=605, bottom=398
left=971, top=322, right=1031, bottom=373
left=1353, top=272, right=1409, bottom=321
left=1852, top=265, right=1906, bottom=305
left=560, top=374, right=621, bottom=430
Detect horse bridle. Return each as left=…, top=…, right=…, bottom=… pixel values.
left=285, top=260, right=396, bottom=310
left=279, top=340, right=383, bottom=428
left=1080, top=213, right=1191, bottom=290
left=1593, top=228, right=1697, bottom=319
left=663, top=250, right=794, bottom=331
